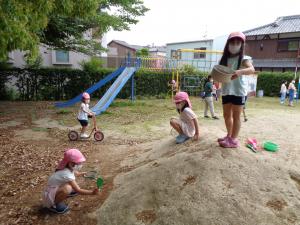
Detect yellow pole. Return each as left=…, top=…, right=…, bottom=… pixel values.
left=179, top=49, right=223, bottom=54
left=176, top=70, right=179, bottom=92
left=172, top=70, right=175, bottom=99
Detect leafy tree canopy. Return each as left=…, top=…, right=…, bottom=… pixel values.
left=0, top=0, right=149, bottom=61
left=136, top=48, right=149, bottom=57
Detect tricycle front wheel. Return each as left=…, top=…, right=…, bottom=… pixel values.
left=94, top=131, right=104, bottom=142
left=68, top=130, right=79, bottom=141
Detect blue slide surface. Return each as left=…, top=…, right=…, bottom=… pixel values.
left=55, top=66, right=125, bottom=107
left=91, top=67, right=136, bottom=115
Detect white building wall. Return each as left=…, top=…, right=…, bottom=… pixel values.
left=166, top=40, right=214, bottom=71
left=166, top=36, right=227, bottom=71
left=9, top=45, right=91, bottom=69
left=101, top=34, right=108, bottom=57
left=212, top=35, right=227, bottom=66
left=149, top=51, right=166, bottom=57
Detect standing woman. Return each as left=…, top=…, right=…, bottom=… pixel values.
left=280, top=81, right=287, bottom=104
left=218, top=32, right=255, bottom=148
left=203, top=75, right=219, bottom=119
left=288, top=80, right=296, bottom=106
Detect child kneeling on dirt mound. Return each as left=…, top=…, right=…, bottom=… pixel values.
left=78, top=92, right=95, bottom=138
left=170, top=92, right=200, bottom=144
left=42, top=148, right=99, bottom=214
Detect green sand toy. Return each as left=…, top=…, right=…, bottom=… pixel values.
left=263, top=141, right=279, bottom=152
left=97, top=177, right=104, bottom=189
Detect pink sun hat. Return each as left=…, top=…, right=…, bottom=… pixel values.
left=82, top=92, right=90, bottom=99
left=57, top=149, right=86, bottom=170
left=228, top=31, right=246, bottom=42
left=174, top=91, right=192, bottom=108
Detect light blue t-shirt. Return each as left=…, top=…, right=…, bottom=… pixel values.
left=221, top=55, right=252, bottom=97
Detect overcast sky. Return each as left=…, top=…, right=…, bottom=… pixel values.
left=106, top=0, right=300, bottom=46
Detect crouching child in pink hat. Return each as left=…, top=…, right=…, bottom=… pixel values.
left=42, top=149, right=99, bottom=214
left=170, top=92, right=200, bottom=144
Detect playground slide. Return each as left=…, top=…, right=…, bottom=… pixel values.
left=91, top=67, right=136, bottom=115
left=55, top=66, right=125, bottom=107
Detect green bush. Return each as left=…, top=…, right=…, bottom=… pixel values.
left=6, top=88, right=19, bottom=100
left=180, top=64, right=199, bottom=76
left=2, top=67, right=202, bottom=100
left=80, top=57, right=104, bottom=73
left=1, top=67, right=297, bottom=101
left=0, top=70, right=10, bottom=100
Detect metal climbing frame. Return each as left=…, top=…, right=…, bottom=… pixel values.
left=139, top=49, right=223, bottom=72
left=137, top=49, right=223, bottom=96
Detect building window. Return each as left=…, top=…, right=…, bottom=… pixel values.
left=194, top=47, right=206, bottom=59
left=55, top=50, right=70, bottom=63
left=171, top=50, right=176, bottom=59
left=288, top=41, right=299, bottom=51
left=278, top=39, right=300, bottom=52
left=171, top=50, right=181, bottom=59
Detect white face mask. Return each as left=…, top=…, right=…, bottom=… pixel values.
left=73, top=164, right=83, bottom=171
left=228, top=43, right=242, bottom=55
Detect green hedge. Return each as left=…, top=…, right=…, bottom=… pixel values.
left=257, top=72, right=298, bottom=97
left=0, top=68, right=114, bottom=100
left=0, top=72, right=9, bottom=99
left=0, top=68, right=298, bottom=100
left=0, top=68, right=175, bottom=100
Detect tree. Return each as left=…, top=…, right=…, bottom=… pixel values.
left=136, top=48, right=149, bottom=57
left=180, top=64, right=199, bottom=75
left=0, top=0, right=149, bottom=61
left=80, top=57, right=104, bottom=73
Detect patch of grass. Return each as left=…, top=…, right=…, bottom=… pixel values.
left=101, top=111, right=113, bottom=115
left=121, top=126, right=129, bottom=134
left=56, top=109, right=72, bottom=114
left=59, top=118, right=76, bottom=127
left=110, top=101, right=146, bottom=108
left=143, top=123, right=153, bottom=133
left=136, top=95, right=147, bottom=100
left=32, top=127, right=49, bottom=132
left=31, top=111, right=37, bottom=121
left=155, top=93, right=169, bottom=99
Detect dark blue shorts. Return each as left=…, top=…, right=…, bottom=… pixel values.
left=222, top=95, right=246, bottom=106
left=78, top=119, right=88, bottom=127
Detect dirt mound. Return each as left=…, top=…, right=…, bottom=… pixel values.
left=96, top=136, right=300, bottom=225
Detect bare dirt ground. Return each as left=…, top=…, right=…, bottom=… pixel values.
left=0, top=97, right=300, bottom=225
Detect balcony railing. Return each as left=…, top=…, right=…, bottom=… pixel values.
left=99, top=56, right=218, bottom=72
